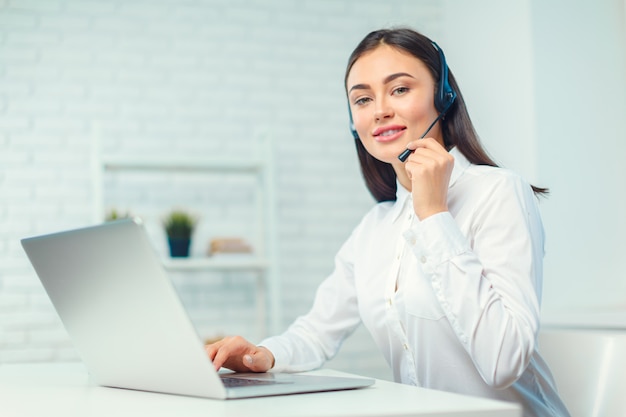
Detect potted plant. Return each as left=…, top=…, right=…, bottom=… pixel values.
left=163, top=209, right=198, bottom=257
left=105, top=208, right=131, bottom=222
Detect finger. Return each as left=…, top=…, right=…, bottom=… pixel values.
left=215, top=336, right=257, bottom=371
left=403, top=138, right=445, bottom=163
left=205, top=338, right=226, bottom=361
left=212, top=345, right=235, bottom=371
left=407, top=143, right=452, bottom=166
left=412, top=137, right=447, bottom=154
left=205, top=345, right=217, bottom=361
left=243, top=354, right=254, bottom=367
left=405, top=150, right=441, bottom=172
left=244, top=349, right=273, bottom=372
left=211, top=336, right=242, bottom=370
left=407, top=155, right=444, bottom=173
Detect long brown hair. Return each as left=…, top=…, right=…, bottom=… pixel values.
left=345, top=28, right=548, bottom=202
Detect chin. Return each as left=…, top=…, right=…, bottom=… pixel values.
left=370, top=145, right=406, bottom=164
left=360, top=139, right=407, bottom=164
left=370, top=152, right=402, bottom=165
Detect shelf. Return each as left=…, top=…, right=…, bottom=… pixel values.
left=162, top=256, right=269, bottom=272
left=101, top=155, right=265, bottom=173
left=92, top=131, right=281, bottom=336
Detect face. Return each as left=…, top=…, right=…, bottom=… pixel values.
left=346, top=45, right=442, bottom=167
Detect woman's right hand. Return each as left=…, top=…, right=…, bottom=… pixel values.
left=205, top=336, right=275, bottom=373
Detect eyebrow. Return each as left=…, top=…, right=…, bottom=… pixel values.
left=348, top=72, right=415, bottom=93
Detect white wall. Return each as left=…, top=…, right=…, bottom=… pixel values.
left=444, top=0, right=626, bottom=318
left=443, top=0, right=538, bottom=181
left=0, top=0, right=447, bottom=379
left=532, top=0, right=626, bottom=314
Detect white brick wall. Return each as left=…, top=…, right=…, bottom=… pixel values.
left=0, top=0, right=443, bottom=380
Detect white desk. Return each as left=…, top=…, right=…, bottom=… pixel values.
left=0, top=363, right=521, bottom=417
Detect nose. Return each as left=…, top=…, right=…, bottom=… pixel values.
left=373, top=97, right=393, bottom=121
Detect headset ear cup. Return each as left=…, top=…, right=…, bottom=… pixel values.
left=347, top=104, right=360, bottom=140
left=350, top=121, right=360, bottom=140
left=432, top=42, right=457, bottom=115
left=440, top=90, right=457, bottom=115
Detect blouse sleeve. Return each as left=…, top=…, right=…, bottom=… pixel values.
left=259, top=227, right=362, bottom=373
left=405, top=172, right=544, bottom=389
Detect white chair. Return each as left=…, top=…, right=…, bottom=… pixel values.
left=538, top=328, right=626, bottom=417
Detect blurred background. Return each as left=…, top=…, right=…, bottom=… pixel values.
left=1, top=0, right=625, bottom=382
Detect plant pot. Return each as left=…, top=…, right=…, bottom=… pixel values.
left=168, top=237, right=191, bottom=257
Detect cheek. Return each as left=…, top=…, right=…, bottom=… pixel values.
left=399, top=100, right=434, bottom=123
left=358, top=136, right=372, bottom=152
left=352, top=114, right=369, bottom=146
left=351, top=108, right=370, bottom=137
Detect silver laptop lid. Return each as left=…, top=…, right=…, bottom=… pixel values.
left=21, top=218, right=227, bottom=398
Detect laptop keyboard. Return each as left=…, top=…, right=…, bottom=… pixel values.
left=221, top=376, right=280, bottom=388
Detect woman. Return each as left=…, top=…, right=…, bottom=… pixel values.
left=207, top=28, right=570, bottom=417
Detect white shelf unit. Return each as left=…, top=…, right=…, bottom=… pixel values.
left=91, top=133, right=281, bottom=338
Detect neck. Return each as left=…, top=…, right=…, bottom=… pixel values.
left=393, top=162, right=412, bottom=192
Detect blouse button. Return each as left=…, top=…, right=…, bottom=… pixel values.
left=420, top=255, right=427, bottom=264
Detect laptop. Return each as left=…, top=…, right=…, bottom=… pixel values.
left=20, top=218, right=374, bottom=399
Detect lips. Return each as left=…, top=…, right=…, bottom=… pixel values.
left=372, top=125, right=406, bottom=142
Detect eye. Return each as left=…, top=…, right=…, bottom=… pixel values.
left=392, top=86, right=410, bottom=96
left=354, top=96, right=372, bottom=106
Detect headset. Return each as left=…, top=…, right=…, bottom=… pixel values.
left=431, top=41, right=457, bottom=116
left=348, top=41, right=457, bottom=162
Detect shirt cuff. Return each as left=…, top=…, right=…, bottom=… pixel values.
left=258, top=336, right=291, bottom=373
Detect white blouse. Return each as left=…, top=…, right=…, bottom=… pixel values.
left=260, top=147, right=570, bottom=417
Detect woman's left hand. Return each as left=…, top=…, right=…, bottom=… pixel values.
left=404, top=138, right=454, bottom=220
